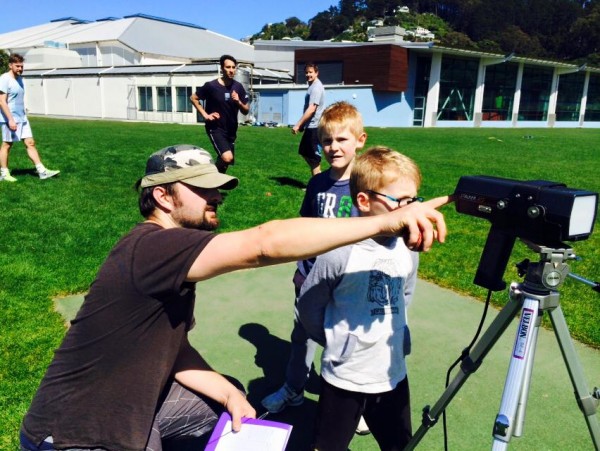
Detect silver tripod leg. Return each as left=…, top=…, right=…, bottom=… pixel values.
left=492, top=284, right=600, bottom=450
left=513, top=323, right=539, bottom=437
left=549, top=304, right=600, bottom=448
left=492, top=296, right=541, bottom=450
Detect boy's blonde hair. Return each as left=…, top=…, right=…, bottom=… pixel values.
left=317, top=101, right=364, bottom=143
left=350, top=146, right=422, bottom=203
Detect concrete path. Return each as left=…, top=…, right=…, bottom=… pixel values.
left=56, top=262, right=600, bottom=450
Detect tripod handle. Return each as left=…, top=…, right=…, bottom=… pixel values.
left=474, top=225, right=516, bottom=291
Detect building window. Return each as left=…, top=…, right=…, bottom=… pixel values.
left=157, top=87, right=173, bottom=112
left=584, top=74, right=600, bottom=122
left=295, top=62, right=343, bottom=85
left=100, top=45, right=137, bottom=66
left=482, top=63, right=518, bottom=121
left=556, top=72, right=585, bottom=121
left=176, top=87, right=193, bottom=112
left=74, top=47, right=97, bottom=67
left=414, top=56, right=432, bottom=98
left=437, top=57, right=478, bottom=121
left=519, top=66, right=553, bottom=121
left=138, top=86, right=153, bottom=112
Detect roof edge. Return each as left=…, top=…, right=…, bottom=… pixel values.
left=123, top=13, right=206, bottom=31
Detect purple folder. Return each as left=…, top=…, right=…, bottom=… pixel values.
left=205, top=412, right=293, bottom=450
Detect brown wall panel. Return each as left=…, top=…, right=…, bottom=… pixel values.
left=295, top=44, right=408, bottom=92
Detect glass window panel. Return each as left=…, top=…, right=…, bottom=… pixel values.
left=74, top=47, right=97, bottom=67
left=176, top=87, right=193, bottom=112
left=482, top=63, right=518, bottom=121
left=414, top=56, right=431, bottom=98
left=518, top=66, right=553, bottom=121
left=138, top=86, right=153, bottom=112
left=295, top=62, right=342, bottom=84
left=556, top=72, right=585, bottom=121
left=157, top=86, right=172, bottom=112
left=437, top=56, right=478, bottom=121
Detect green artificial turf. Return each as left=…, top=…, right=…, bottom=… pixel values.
left=0, top=118, right=598, bottom=449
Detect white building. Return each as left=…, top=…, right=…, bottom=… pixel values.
left=0, top=14, right=289, bottom=123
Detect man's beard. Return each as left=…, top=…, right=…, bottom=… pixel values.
left=176, top=213, right=219, bottom=231
left=171, top=199, right=220, bottom=231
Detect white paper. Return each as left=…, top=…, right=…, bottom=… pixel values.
left=212, top=419, right=290, bottom=451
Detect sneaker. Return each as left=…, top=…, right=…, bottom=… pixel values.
left=355, top=416, right=371, bottom=435
left=0, top=172, right=17, bottom=182
left=261, top=383, right=304, bottom=413
left=38, top=169, right=60, bottom=180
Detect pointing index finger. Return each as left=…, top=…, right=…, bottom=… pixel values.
left=423, top=194, right=455, bottom=210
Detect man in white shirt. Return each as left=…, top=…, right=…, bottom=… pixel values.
left=0, top=53, right=59, bottom=182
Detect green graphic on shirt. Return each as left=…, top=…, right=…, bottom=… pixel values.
left=337, top=195, right=354, bottom=217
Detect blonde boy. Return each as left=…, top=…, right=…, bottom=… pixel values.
left=262, top=101, right=367, bottom=413
left=298, top=146, right=423, bottom=450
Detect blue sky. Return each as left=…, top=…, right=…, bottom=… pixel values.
left=0, top=0, right=337, bottom=40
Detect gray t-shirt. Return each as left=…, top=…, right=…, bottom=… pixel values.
left=298, top=237, right=419, bottom=393
left=305, top=78, right=325, bottom=129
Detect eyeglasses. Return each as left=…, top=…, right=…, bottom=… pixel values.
left=366, top=190, right=424, bottom=208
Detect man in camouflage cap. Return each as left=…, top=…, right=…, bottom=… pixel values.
left=20, top=144, right=450, bottom=450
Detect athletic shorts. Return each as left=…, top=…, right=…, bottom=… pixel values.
left=206, top=127, right=235, bottom=162
left=2, top=121, right=33, bottom=142
left=298, top=127, right=322, bottom=165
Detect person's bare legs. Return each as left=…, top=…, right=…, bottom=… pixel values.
left=23, top=137, right=42, bottom=166
left=22, top=137, right=60, bottom=179
left=0, top=141, right=12, bottom=169
left=305, top=157, right=321, bottom=176
left=217, top=150, right=234, bottom=173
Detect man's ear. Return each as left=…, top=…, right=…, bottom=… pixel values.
left=355, top=191, right=371, bottom=213
left=152, top=186, right=176, bottom=212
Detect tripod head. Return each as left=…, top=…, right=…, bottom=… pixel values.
left=515, top=241, right=575, bottom=294
left=515, top=240, right=600, bottom=296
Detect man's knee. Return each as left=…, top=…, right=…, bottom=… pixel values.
left=220, top=151, right=234, bottom=164
left=23, top=138, right=36, bottom=148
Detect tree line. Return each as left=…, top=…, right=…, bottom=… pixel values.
left=251, top=0, right=600, bottom=66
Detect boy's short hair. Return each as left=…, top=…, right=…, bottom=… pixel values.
left=350, top=146, right=422, bottom=203
left=304, top=62, right=319, bottom=72
left=317, top=101, right=364, bottom=143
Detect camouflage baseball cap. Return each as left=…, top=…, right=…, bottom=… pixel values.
left=139, top=144, right=238, bottom=190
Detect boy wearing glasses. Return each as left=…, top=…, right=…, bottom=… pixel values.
left=298, top=146, right=423, bottom=450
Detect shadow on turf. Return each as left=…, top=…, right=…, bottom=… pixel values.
left=271, top=176, right=306, bottom=190
left=239, top=322, right=321, bottom=451
left=9, top=168, right=38, bottom=177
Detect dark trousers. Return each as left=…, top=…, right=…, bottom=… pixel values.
left=313, top=377, right=412, bottom=451
left=20, top=378, right=243, bottom=451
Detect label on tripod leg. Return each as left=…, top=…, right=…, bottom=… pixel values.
left=513, top=308, right=534, bottom=359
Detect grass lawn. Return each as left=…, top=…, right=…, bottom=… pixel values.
left=0, top=118, right=598, bottom=449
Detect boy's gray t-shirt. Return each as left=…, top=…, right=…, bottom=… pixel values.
left=298, top=237, right=419, bottom=393
left=305, top=78, right=325, bottom=129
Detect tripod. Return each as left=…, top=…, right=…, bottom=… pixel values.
left=405, top=243, right=600, bottom=450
